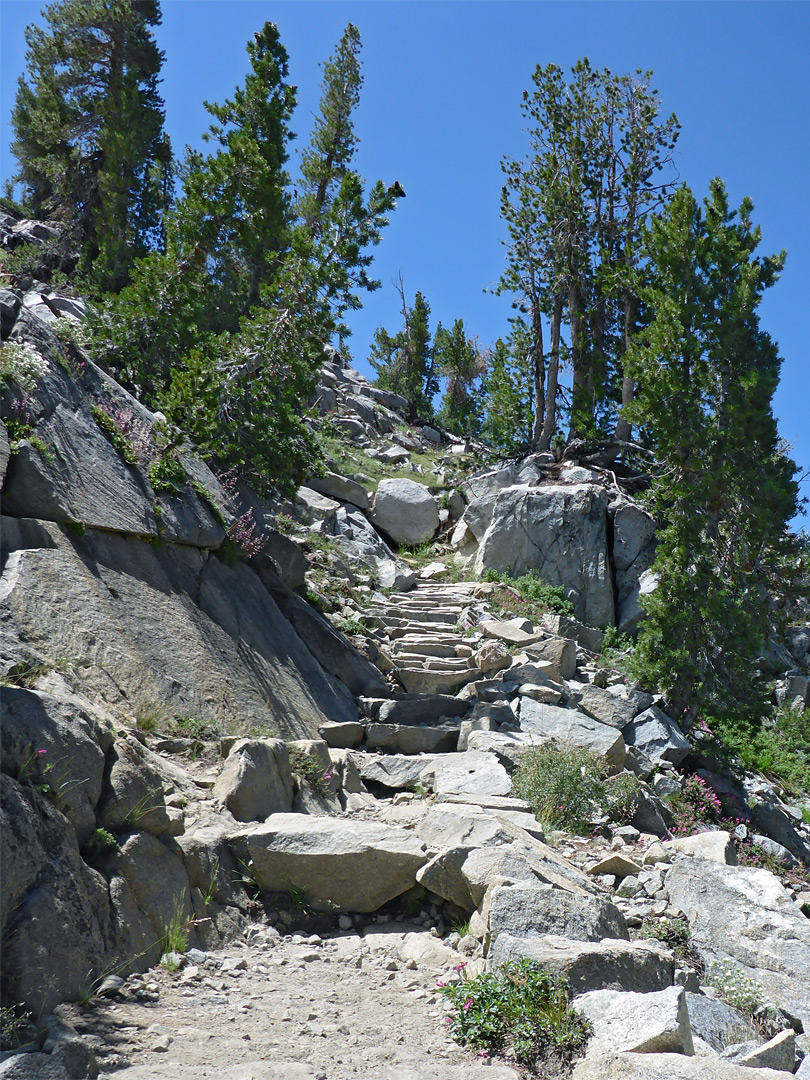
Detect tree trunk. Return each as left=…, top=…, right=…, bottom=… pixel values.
left=531, top=302, right=545, bottom=449
left=539, top=293, right=563, bottom=450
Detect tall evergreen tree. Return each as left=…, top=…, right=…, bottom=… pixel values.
left=499, top=59, right=679, bottom=447
left=434, top=319, right=485, bottom=437
left=625, top=180, right=800, bottom=725
left=479, top=335, right=533, bottom=454
left=10, top=0, right=171, bottom=291
left=172, top=21, right=296, bottom=327
left=370, top=280, right=436, bottom=422
left=294, top=24, right=400, bottom=338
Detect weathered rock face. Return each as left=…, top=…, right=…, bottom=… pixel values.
left=213, top=739, right=294, bottom=822
left=370, top=477, right=440, bottom=545
left=491, top=934, right=673, bottom=995
left=574, top=985, right=694, bottom=1056
left=0, top=773, right=115, bottom=1015
left=1, top=517, right=358, bottom=736
left=473, top=484, right=615, bottom=628
left=664, top=856, right=810, bottom=1023
left=571, top=1050, right=790, bottom=1080
left=229, top=814, right=428, bottom=912
left=518, top=698, right=626, bottom=769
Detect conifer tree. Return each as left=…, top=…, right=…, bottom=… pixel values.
left=499, top=59, right=679, bottom=447
left=370, top=281, right=436, bottom=422
left=479, top=328, right=534, bottom=454
left=10, top=0, right=171, bottom=292
left=172, top=21, right=296, bottom=327
left=625, top=180, right=800, bottom=725
left=294, top=24, right=400, bottom=337
left=434, top=319, right=485, bottom=437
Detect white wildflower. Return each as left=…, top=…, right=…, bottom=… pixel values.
left=0, top=341, right=49, bottom=393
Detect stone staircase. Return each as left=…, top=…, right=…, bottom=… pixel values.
left=365, top=580, right=488, bottom=695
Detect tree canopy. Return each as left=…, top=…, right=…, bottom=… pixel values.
left=10, top=0, right=172, bottom=292
left=625, top=179, right=800, bottom=724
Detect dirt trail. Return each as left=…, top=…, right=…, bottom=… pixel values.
left=70, top=925, right=521, bottom=1080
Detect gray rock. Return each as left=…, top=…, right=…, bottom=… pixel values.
left=612, top=503, right=656, bottom=572
left=684, top=993, right=753, bottom=1053
left=318, top=721, right=365, bottom=748
left=370, top=478, right=440, bottom=545
left=0, top=1053, right=71, bottom=1079
left=576, top=684, right=638, bottom=729
left=97, top=734, right=171, bottom=838
left=474, top=484, right=615, bottom=628
left=665, top=858, right=810, bottom=1024
left=574, top=985, right=694, bottom=1056
left=518, top=698, right=626, bottom=769
left=540, top=613, right=605, bottom=654
left=525, top=637, right=577, bottom=679
left=359, top=755, right=437, bottom=791
left=570, top=1051, right=790, bottom=1079
left=376, top=696, right=470, bottom=727
left=432, top=752, right=512, bottom=799
left=0, top=686, right=106, bottom=846
left=418, top=837, right=606, bottom=913
left=229, top=814, right=427, bottom=912
left=476, top=639, right=512, bottom=674
left=0, top=422, right=9, bottom=486
left=261, top=530, right=308, bottom=591
left=664, top=831, right=737, bottom=865
left=213, top=739, right=293, bottom=822
left=485, top=880, right=628, bottom=944
left=416, top=802, right=517, bottom=853
left=624, top=706, right=691, bottom=766
left=0, top=775, right=114, bottom=1016
left=0, top=518, right=358, bottom=737
left=294, top=485, right=339, bottom=523
left=618, top=569, right=659, bottom=636
left=307, top=471, right=370, bottom=510
left=491, top=934, right=672, bottom=995
left=272, top=589, right=389, bottom=698
left=730, top=1029, right=795, bottom=1071
left=365, top=724, right=459, bottom=754
left=749, top=798, right=810, bottom=864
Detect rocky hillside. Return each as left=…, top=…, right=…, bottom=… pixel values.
left=1, top=272, right=810, bottom=1080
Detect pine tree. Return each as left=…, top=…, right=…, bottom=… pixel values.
left=10, top=0, right=171, bottom=292
left=479, top=329, right=534, bottom=454
left=625, top=180, right=800, bottom=726
left=370, top=281, right=436, bottom=422
left=434, top=319, right=485, bottom=437
left=172, top=21, right=296, bottom=327
left=499, top=60, right=679, bottom=447
left=294, top=24, right=400, bottom=338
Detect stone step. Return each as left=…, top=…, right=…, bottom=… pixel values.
left=368, top=608, right=464, bottom=624
left=388, top=641, right=462, bottom=659
left=387, top=623, right=466, bottom=639
left=396, top=667, right=479, bottom=696
left=394, top=655, right=474, bottom=672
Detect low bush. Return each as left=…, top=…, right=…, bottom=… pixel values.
left=482, top=568, right=574, bottom=619
left=512, top=742, right=639, bottom=835
left=438, top=959, right=591, bottom=1071
left=710, top=701, right=810, bottom=797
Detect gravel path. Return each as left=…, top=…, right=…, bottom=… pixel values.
left=70, top=925, right=522, bottom=1080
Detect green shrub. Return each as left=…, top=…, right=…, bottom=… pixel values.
left=710, top=701, right=810, bottom=797
left=482, top=568, right=574, bottom=620
left=148, top=453, right=187, bottom=494
left=85, top=827, right=120, bottom=852
left=512, top=742, right=639, bottom=835
left=287, top=746, right=331, bottom=796
left=438, top=959, right=592, bottom=1070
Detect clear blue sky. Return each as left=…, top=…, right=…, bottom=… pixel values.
left=2, top=1, right=808, bottom=517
